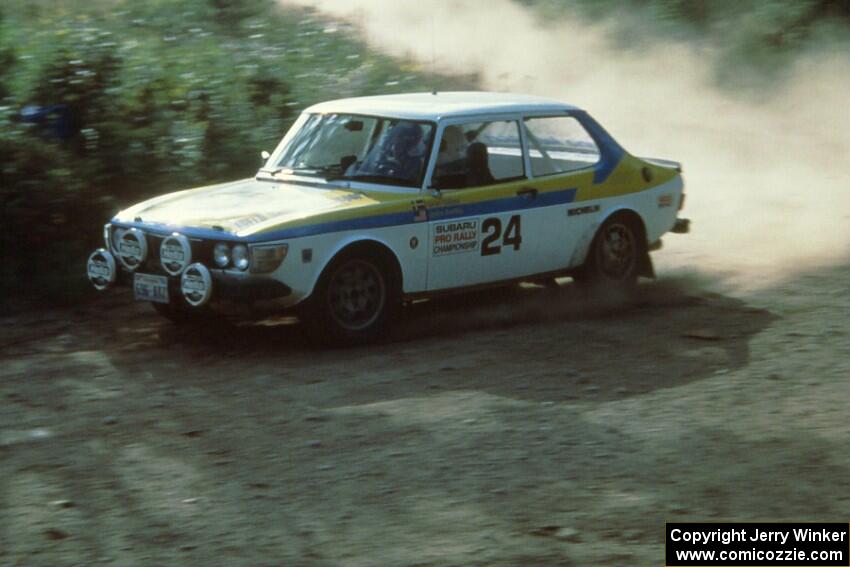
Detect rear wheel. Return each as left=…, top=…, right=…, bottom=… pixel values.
left=577, top=216, right=642, bottom=292
left=304, top=249, right=400, bottom=345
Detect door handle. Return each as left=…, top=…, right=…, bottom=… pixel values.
left=517, top=186, right=538, bottom=198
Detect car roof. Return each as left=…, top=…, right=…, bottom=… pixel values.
left=304, top=91, right=580, bottom=121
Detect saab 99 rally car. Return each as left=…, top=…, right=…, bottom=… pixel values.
left=87, top=92, right=689, bottom=343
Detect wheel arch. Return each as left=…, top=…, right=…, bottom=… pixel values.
left=299, top=237, right=404, bottom=344
left=583, top=206, right=654, bottom=278
left=311, top=237, right=404, bottom=297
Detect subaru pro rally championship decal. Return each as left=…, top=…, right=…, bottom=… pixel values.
left=432, top=220, right=479, bottom=255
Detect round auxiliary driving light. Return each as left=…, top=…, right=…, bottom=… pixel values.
left=180, top=263, right=213, bottom=307
left=232, top=244, right=249, bottom=271
left=213, top=242, right=231, bottom=268
left=87, top=248, right=117, bottom=291
left=116, top=228, right=147, bottom=270
left=160, top=233, right=192, bottom=276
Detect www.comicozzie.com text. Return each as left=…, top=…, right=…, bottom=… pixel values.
left=670, top=527, right=847, bottom=546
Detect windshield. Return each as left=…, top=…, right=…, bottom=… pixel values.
left=266, top=113, right=435, bottom=189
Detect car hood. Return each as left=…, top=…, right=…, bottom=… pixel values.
left=114, top=178, right=386, bottom=236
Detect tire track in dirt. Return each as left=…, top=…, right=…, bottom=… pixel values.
left=10, top=270, right=847, bottom=564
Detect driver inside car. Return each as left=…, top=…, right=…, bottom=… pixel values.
left=347, top=122, right=426, bottom=185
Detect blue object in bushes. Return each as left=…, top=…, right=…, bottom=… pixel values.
left=20, top=104, right=73, bottom=139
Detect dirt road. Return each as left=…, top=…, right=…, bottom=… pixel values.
left=1, top=263, right=848, bottom=566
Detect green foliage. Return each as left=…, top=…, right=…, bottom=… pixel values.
left=0, top=0, right=467, bottom=308
left=207, top=0, right=272, bottom=27
left=1, top=0, right=844, bottom=308
left=522, top=0, right=850, bottom=71
left=0, top=7, right=14, bottom=100
left=0, top=110, right=95, bottom=304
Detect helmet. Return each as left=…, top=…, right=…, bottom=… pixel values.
left=438, top=125, right=467, bottom=164
left=387, top=122, right=423, bottom=156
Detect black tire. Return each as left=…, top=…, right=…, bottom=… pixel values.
left=302, top=248, right=400, bottom=345
left=576, top=216, right=643, bottom=293
left=151, top=299, right=215, bottom=325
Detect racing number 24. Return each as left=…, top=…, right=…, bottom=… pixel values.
left=481, top=215, right=522, bottom=256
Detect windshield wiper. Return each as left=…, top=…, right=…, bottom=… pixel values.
left=326, top=173, right=414, bottom=186
left=258, top=164, right=351, bottom=184
left=257, top=165, right=333, bottom=182
left=288, top=164, right=340, bottom=176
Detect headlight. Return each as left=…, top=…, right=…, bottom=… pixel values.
left=250, top=244, right=288, bottom=273
left=232, top=244, right=249, bottom=271
left=213, top=242, right=231, bottom=268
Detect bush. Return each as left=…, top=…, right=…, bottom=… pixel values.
left=523, top=0, right=850, bottom=65
left=0, top=0, right=467, bottom=309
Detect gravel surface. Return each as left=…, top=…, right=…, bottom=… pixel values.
left=1, top=264, right=848, bottom=566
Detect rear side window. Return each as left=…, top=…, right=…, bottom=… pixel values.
left=524, top=116, right=600, bottom=177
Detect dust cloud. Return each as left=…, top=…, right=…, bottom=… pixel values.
left=284, top=0, right=850, bottom=290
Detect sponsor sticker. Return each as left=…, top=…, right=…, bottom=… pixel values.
left=89, top=260, right=110, bottom=278
left=180, top=263, right=213, bottom=306
left=160, top=245, right=185, bottom=262
left=117, top=229, right=147, bottom=269
left=428, top=205, right=465, bottom=220
left=160, top=234, right=192, bottom=276
left=232, top=214, right=268, bottom=230
left=119, top=240, right=141, bottom=257
left=432, top=219, right=479, bottom=256
left=412, top=199, right=428, bottom=222
left=567, top=204, right=600, bottom=217
left=87, top=249, right=117, bottom=290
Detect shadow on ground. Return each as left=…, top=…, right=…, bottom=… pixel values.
left=9, top=266, right=850, bottom=566
left=52, top=272, right=777, bottom=406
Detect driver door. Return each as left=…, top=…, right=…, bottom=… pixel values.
left=424, top=118, right=540, bottom=291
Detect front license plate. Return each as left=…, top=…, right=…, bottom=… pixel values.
left=133, top=273, right=169, bottom=304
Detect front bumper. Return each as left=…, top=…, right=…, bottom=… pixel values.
left=115, top=269, right=291, bottom=301
left=89, top=248, right=291, bottom=305
left=211, top=271, right=292, bottom=301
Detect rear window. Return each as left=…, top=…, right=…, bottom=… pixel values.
left=524, top=116, right=600, bottom=177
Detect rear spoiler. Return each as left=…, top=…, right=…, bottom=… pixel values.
left=642, top=157, right=682, bottom=173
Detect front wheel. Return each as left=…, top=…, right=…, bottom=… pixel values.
left=576, top=217, right=642, bottom=293
left=303, top=250, right=400, bottom=345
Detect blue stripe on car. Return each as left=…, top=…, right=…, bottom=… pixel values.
left=112, top=187, right=578, bottom=243
left=573, top=110, right=625, bottom=185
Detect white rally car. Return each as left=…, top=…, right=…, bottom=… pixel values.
left=87, top=92, right=689, bottom=343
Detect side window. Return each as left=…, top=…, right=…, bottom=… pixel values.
left=432, top=120, right=524, bottom=189
left=524, top=116, right=600, bottom=177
